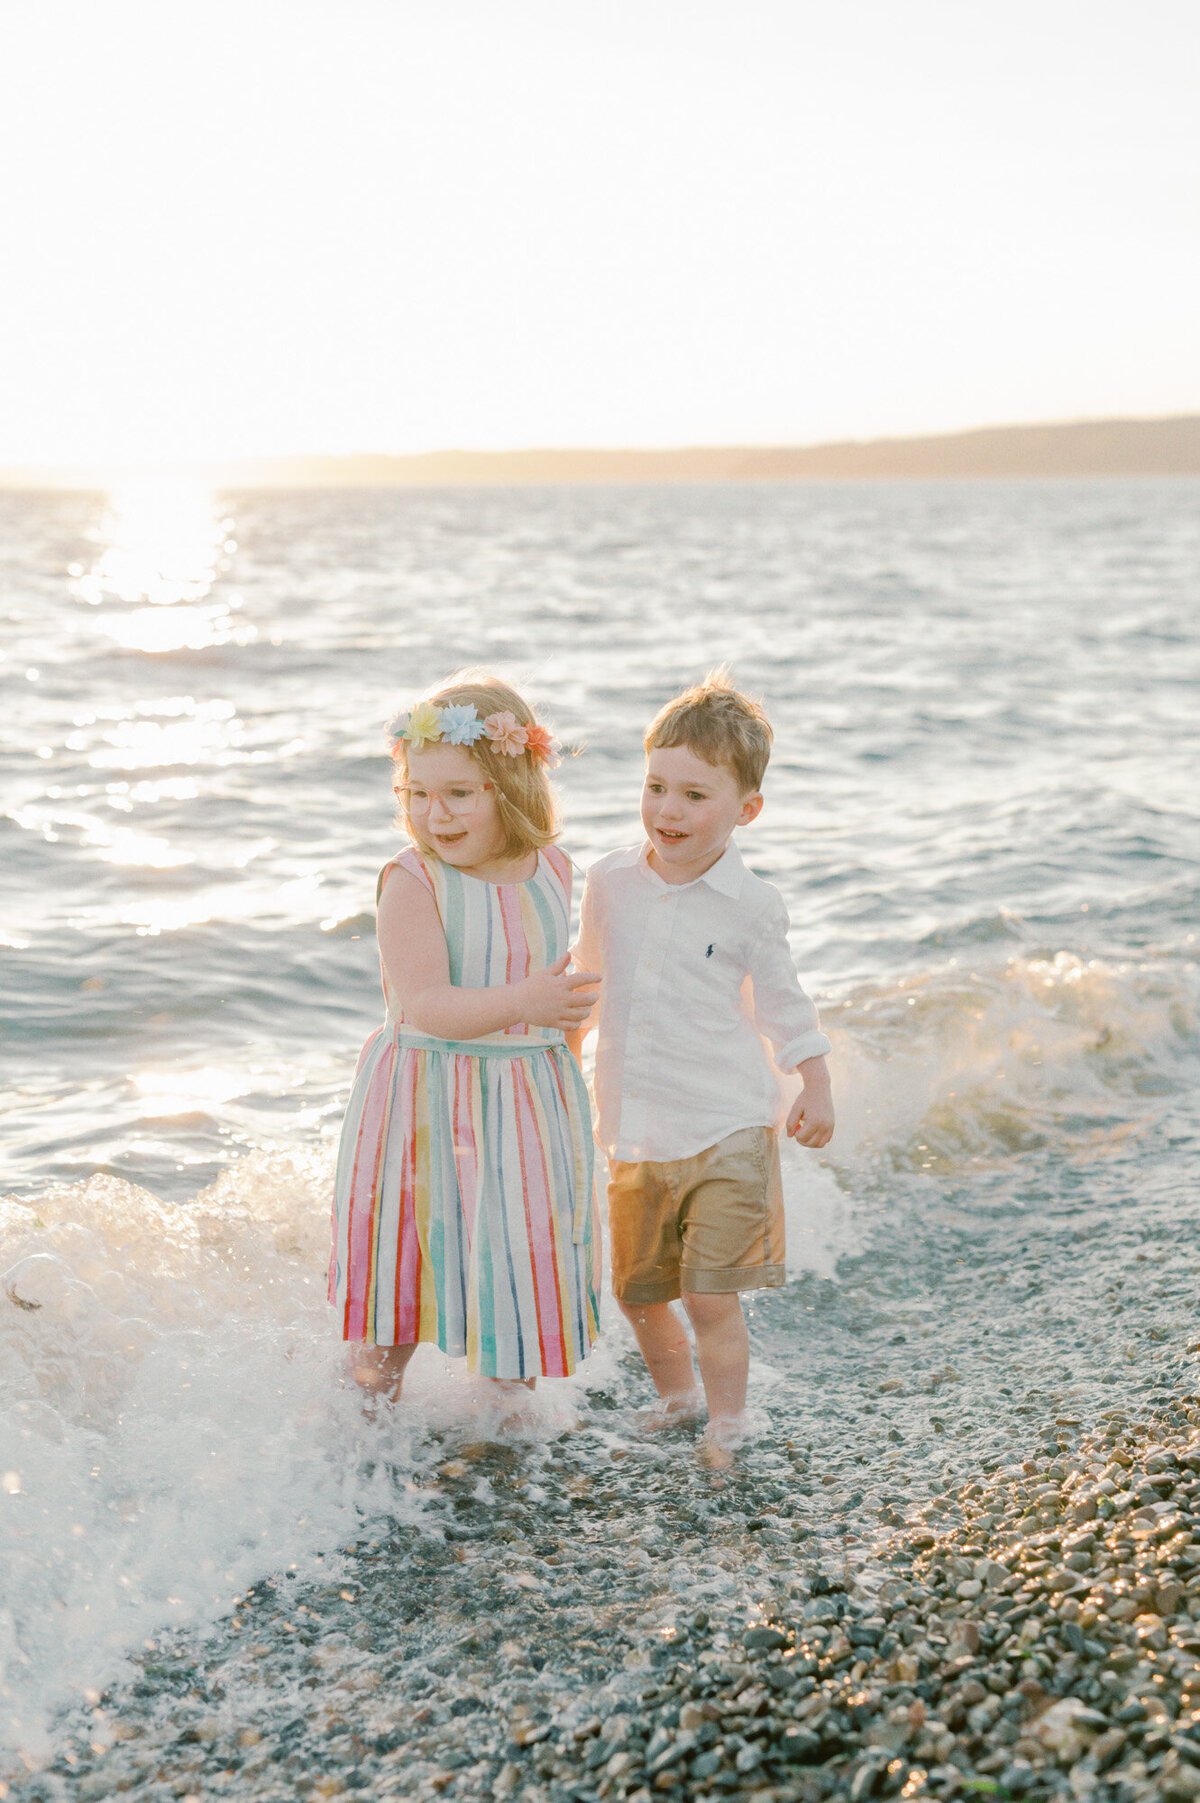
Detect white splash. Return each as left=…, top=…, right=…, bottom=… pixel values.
left=0, top=1155, right=410, bottom=1760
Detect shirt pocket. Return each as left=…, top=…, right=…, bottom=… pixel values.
left=685, top=936, right=746, bottom=1031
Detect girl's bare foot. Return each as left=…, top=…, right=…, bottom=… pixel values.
left=488, top=1375, right=538, bottom=1434
left=347, top=1343, right=416, bottom=1412
left=637, top=1388, right=706, bottom=1433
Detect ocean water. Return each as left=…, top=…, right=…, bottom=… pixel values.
left=2, top=477, right=1199, bottom=1767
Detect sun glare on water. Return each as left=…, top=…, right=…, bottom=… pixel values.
left=70, top=481, right=255, bottom=656
left=130, top=1061, right=313, bottom=1121
left=131, top=1066, right=255, bottom=1117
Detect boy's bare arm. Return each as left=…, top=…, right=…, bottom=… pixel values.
left=786, top=1054, right=835, bottom=1148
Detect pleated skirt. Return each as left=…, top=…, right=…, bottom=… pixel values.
left=328, top=1028, right=600, bottom=1379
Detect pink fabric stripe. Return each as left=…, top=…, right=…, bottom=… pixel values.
left=342, top=1039, right=395, bottom=1341
left=393, top=1051, right=422, bottom=1344
left=497, top=883, right=529, bottom=1035
left=543, top=844, right=569, bottom=887
left=452, top=1054, right=479, bottom=1239
left=396, top=846, right=436, bottom=895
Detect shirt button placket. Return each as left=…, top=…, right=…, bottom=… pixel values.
left=626, top=889, right=676, bottom=1149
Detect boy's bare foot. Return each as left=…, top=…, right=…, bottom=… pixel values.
left=697, top=1415, right=747, bottom=1471
left=637, top=1388, right=706, bottom=1433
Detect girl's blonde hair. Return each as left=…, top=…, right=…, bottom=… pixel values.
left=390, top=673, right=559, bottom=861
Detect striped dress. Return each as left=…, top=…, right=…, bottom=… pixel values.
left=328, top=844, right=599, bottom=1379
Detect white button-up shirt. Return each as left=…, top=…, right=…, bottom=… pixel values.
left=576, top=841, right=831, bottom=1162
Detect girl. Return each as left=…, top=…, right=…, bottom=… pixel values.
left=328, top=675, right=601, bottom=1403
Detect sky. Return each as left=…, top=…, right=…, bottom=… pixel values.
left=0, top=0, right=1197, bottom=468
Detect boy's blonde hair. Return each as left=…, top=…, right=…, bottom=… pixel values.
left=644, top=669, right=773, bottom=794
left=390, top=672, right=559, bottom=860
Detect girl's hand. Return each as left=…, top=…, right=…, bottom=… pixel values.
left=787, top=1081, right=835, bottom=1148
left=520, top=954, right=601, bottom=1030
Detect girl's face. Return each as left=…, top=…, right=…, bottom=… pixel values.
left=398, top=743, right=508, bottom=872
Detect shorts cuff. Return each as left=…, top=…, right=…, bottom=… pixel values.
left=680, top=1263, right=786, bottom=1295
left=613, top=1277, right=681, bottom=1305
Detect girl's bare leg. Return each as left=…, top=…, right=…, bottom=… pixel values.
left=348, top=1342, right=417, bottom=1404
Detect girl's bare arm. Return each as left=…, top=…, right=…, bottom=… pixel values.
left=377, top=866, right=599, bottom=1038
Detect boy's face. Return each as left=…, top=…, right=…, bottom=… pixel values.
left=641, top=745, right=762, bottom=884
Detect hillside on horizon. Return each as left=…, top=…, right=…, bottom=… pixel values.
left=4, top=414, right=1199, bottom=490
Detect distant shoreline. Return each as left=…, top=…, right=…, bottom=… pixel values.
left=3, top=413, right=1199, bottom=490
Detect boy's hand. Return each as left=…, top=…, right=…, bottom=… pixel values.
left=787, top=1064, right=835, bottom=1148
left=520, top=954, right=601, bottom=1031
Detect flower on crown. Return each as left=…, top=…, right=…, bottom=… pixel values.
left=483, top=711, right=529, bottom=757
left=439, top=704, right=487, bottom=746
left=523, top=722, right=559, bottom=766
left=388, top=699, right=443, bottom=749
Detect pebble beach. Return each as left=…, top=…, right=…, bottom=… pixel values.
left=10, top=1359, right=1200, bottom=1803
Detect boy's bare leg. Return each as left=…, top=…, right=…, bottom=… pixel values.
left=682, top=1291, right=749, bottom=1466
left=618, top=1299, right=702, bottom=1418
left=348, top=1342, right=417, bottom=1403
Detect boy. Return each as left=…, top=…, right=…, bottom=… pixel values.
left=576, top=673, right=834, bottom=1467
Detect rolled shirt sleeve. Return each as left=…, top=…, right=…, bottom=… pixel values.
left=747, top=895, right=832, bottom=1072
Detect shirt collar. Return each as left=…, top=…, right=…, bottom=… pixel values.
left=636, top=839, right=746, bottom=897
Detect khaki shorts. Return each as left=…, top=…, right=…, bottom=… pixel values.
left=607, top=1125, right=786, bottom=1304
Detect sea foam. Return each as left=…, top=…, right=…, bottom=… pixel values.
left=0, top=1154, right=412, bottom=1758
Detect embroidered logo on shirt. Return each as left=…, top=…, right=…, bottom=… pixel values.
left=705, top=944, right=715, bottom=958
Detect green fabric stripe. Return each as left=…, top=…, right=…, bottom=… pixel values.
left=524, top=872, right=558, bottom=964
left=473, top=1067, right=497, bottom=1371
left=436, top=860, right=466, bottom=985
left=392, top=1032, right=558, bottom=1059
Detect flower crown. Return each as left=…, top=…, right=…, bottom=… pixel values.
left=388, top=700, right=558, bottom=765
